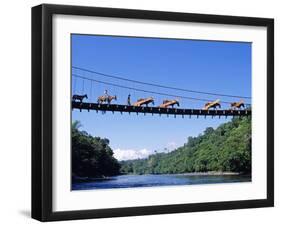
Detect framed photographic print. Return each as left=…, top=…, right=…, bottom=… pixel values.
left=32, top=4, right=274, bottom=221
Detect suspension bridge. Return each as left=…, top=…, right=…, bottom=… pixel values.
left=71, top=66, right=251, bottom=118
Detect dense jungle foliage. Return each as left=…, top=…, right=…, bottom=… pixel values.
left=72, top=117, right=251, bottom=181
left=72, top=121, right=120, bottom=180
left=120, top=117, right=251, bottom=174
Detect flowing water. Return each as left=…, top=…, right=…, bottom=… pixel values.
left=72, top=174, right=251, bottom=190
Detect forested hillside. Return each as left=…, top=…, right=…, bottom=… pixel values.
left=72, top=121, right=120, bottom=181
left=120, top=117, right=251, bottom=174
left=72, top=117, right=251, bottom=181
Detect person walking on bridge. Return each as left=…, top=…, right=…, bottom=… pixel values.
left=127, top=94, right=131, bottom=106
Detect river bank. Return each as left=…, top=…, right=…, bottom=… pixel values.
left=178, top=171, right=242, bottom=176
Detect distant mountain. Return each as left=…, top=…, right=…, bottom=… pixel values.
left=120, top=117, right=251, bottom=174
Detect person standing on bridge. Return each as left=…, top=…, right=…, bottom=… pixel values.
left=127, top=94, right=131, bottom=106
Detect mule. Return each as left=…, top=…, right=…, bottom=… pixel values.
left=204, top=101, right=221, bottom=110
left=136, top=97, right=154, bottom=107
left=161, top=99, right=180, bottom=108
left=230, top=101, right=245, bottom=110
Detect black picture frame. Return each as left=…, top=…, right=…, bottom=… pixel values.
left=32, top=4, right=274, bottom=222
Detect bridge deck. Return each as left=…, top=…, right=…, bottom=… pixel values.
left=72, top=101, right=251, bottom=117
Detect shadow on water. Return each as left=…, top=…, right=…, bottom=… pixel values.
left=73, top=176, right=117, bottom=183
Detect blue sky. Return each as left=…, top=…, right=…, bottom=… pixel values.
left=72, top=34, right=251, bottom=160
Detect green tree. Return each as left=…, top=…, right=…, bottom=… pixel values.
left=120, top=117, right=251, bottom=175
left=72, top=121, right=120, bottom=181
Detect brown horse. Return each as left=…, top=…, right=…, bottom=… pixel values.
left=204, top=99, right=221, bottom=110
left=133, top=97, right=154, bottom=107
left=160, top=99, right=180, bottom=108
left=97, top=95, right=117, bottom=104
left=72, top=94, right=88, bottom=102
left=230, top=100, right=245, bottom=110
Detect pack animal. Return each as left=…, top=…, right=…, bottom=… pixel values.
left=230, top=100, right=245, bottom=110
left=204, top=99, right=221, bottom=110
left=133, top=97, right=154, bottom=107
left=160, top=99, right=180, bottom=108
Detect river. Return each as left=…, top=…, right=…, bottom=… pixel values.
left=72, top=174, right=251, bottom=190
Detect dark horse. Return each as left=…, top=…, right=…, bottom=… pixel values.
left=230, top=100, right=245, bottom=110
left=72, top=94, right=88, bottom=102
